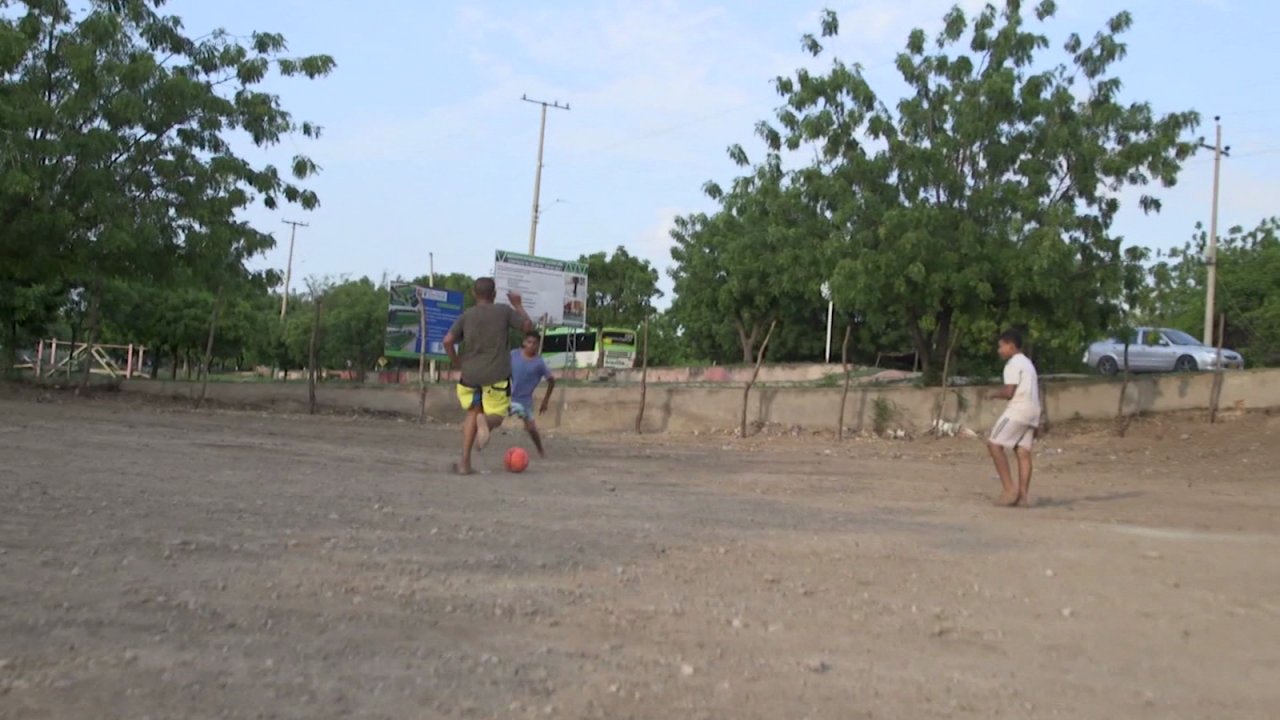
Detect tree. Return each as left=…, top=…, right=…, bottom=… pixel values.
left=1146, top=218, right=1280, bottom=366
left=644, top=311, right=701, bottom=367
left=411, top=272, right=478, bottom=311
left=577, top=246, right=662, bottom=330
left=756, top=1, right=1199, bottom=381
left=319, top=277, right=385, bottom=379
left=1, top=0, right=336, bottom=375
left=669, top=156, right=829, bottom=364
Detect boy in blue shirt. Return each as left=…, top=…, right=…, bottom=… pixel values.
left=509, top=331, right=556, bottom=458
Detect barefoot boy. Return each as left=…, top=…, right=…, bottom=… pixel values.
left=986, top=329, right=1041, bottom=507
left=509, top=330, right=556, bottom=458
left=441, top=278, right=532, bottom=475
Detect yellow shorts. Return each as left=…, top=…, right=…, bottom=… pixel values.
left=455, top=380, right=511, bottom=416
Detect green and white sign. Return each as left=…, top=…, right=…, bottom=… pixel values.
left=493, top=250, right=589, bottom=329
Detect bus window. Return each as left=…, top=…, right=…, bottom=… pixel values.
left=602, top=331, right=636, bottom=346
left=541, top=333, right=569, bottom=354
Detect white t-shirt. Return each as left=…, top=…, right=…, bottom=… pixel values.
left=1002, top=353, right=1041, bottom=425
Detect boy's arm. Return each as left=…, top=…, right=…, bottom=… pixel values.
left=988, top=363, right=1018, bottom=400
left=442, top=317, right=462, bottom=369
left=506, top=292, right=534, bottom=331
left=988, top=384, right=1016, bottom=400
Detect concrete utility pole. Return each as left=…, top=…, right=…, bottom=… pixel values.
left=280, top=220, right=308, bottom=320
left=522, top=94, right=570, bottom=256
left=1199, top=118, right=1230, bottom=345
left=428, top=252, right=436, bottom=382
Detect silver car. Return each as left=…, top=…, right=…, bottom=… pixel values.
left=1083, top=327, right=1245, bottom=375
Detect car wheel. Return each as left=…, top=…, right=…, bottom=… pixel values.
left=1096, top=356, right=1119, bottom=376
left=1175, top=355, right=1199, bottom=373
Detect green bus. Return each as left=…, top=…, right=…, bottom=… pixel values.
left=540, top=327, right=638, bottom=370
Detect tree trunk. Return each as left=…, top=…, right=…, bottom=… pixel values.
left=77, top=277, right=102, bottom=393
left=1116, top=342, right=1132, bottom=437
left=931, top=325, right=961, bottom=437
left=150, top=349, right=161, bottom=380
left=838, top=325, right=852, bottom=441
left=308, top=298, right=323, bottom=414
left=733, top=317, right=760, bottom=365
left=170, top=348, right=179, bottom=380
left=67, top=322, right=78, bottom=381
left=195, top=286, right=225, bottom=410
left=740, top=320, right=777, bottom=439
left=905, top=306, right=953, bottom=382
left=4, top=318, right=18, bottom=380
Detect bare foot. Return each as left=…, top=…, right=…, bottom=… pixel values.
left=537, top=448, right=547, bottom=459
left=448, top=462, right=474, bottom=476
left=475, top=417, right=491, bottom=451
left=1015, top=494, right=1032, bottom=508
left=995, top=492, right=1019, bottom=507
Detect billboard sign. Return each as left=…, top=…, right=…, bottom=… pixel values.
left=384, top=283, right=465, bottom=360
left=493, top=250, right=588, bottom=328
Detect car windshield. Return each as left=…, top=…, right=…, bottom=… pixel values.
left=1161, top=329, right=1202, bottom=346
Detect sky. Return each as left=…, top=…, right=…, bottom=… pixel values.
left=168, top=0, right=1280, bottom=309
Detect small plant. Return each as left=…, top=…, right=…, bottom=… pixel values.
left=871, top=396, right=895, bottom=435
left=815, top=372, right=841, bottom=387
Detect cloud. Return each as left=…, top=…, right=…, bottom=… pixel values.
left=317, top=1, right=778, bottom=167
left=634, top=206, right=684, bottom=305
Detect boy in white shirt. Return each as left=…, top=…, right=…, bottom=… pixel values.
left=987, top=329, right=1041, bottom=507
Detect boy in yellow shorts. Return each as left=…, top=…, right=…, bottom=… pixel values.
left=441, top=278, right=533, bottom=474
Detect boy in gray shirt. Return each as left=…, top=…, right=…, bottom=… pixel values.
left=442, top=277, right=532, bottom=474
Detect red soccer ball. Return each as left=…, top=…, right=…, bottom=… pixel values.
left=504, top=447, right=530, bottom=473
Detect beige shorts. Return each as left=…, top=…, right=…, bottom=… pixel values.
left=989, top=413, right=1036, bottom=450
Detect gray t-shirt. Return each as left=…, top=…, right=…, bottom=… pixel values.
left=448, top=303, right=525, bottom=387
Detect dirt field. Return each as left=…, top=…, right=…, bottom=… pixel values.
left=2, top=390, right=1279, bottom=720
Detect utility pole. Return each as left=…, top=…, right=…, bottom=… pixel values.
left=428, top=252, right=436, bottom=383
left=280, top=220, right=308, bottom=321
left=1199, top=118, right=1230, bottom=345
left=522, top=94, right=570, bottom=256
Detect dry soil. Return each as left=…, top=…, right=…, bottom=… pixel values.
left=1, top=390, right=1278, bottom=719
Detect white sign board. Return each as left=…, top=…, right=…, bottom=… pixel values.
left=493, top=250, right=588, bottom=328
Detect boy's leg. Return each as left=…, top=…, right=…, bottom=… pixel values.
left=987, top=442, right=1017, bottom=505
left=457, top=407, right=481, bottom=474
left=477, top=381, right=510, bottom=450
left=1015, top=429, right=1035, bottom=506
left=474, top=408, right=492, bottom=450
left=987, top=415, right=1021, bottom=506
left=454, top=384, right=482, bottom=474
left=524, top=419, right=546, bottom=458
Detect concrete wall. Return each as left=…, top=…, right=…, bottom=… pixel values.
left=123, top=368, right=1280, bottom=434
left=365, top=363, right=916, bottom=386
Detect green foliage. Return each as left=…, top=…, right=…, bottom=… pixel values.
left=669, top=157, right=830, bottom=364
left=411, top=272, right=478, bottom=311
left=1146, top=218, right=1280, bottom=365
left=318, top=277, right=384, bottom=378
left=576, top=246, right=661, bottom=331
left=871, top=396, right=895, bottom=435
left=1, top=0, right=335, bottom=365
left=727, top=0, right=1199, bottom=381
left=642, top=311, right=705, bottom=367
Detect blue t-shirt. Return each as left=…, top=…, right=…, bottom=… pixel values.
left=510, top=350, right=552, bottom=407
